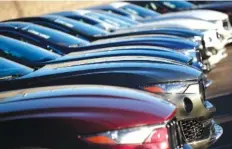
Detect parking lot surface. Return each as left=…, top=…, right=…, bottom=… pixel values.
left=208, top=45, right=232, bottom=149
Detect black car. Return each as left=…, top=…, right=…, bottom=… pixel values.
left=49, top=45, right=202, bottom=70
left=0, top=56, right=208, bottom=117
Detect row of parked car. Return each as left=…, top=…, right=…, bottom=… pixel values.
left=1, top=1, right=230, bottom=149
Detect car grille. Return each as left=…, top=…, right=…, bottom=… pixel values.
left=179, top=119, right=204, bottom=142
left=223, top=19, right=231, bottom=30
left=167, top=119, right=183, bottom=149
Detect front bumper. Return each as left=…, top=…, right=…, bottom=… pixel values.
left=188, top=120, right=223, bottom=149
left=161, top=93, right=216, bottom=120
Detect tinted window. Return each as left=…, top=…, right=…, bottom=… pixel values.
left=86, top=12, right=129, bottom=28
left=0, top=36, right=61, bottom=64
left=22, top=25, right=90, bottom=48
left=50, top=16, right=108, bottom=36
left=0, top=57, right=33, bottom=79
left=159, top=1, right=194, bottom=9
left=120, top=4, right=159, bottom=18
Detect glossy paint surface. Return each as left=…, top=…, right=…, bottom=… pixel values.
left=0, top=58, right=201, bottom=91
left=0, top=85, right=175, bottom=133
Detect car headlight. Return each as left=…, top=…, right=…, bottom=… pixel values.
left=143, top=82, right=200, bottom=94
left=83, top=124, right=170, bottom=149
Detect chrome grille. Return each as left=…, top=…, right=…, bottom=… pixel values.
left=167, top=119, right=183, bottom=149
left=179, top=119, right=204, bottom=142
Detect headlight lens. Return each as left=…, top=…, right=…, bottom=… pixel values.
left=83, top=124, right=170, bottom=148
left=143, top=82, right=200, bottom=94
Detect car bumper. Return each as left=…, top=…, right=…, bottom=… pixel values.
left=160, top=93, right=216, bottom=120
left=188, top=119, right=223, bottom=149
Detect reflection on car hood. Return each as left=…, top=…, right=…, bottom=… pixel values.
left=141, top=18, right=217, bottom=30
left=0, top=85, right=175, bottom=133
left=156, top=9, right=228, bottom=21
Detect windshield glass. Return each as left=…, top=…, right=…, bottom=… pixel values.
left=0, top=36, right=61, bottom=63
left=86, top=12, right=130, bottom=28
left=0, top=57, right=33, bottom=79
left=120, top=4, right=160, bottom=18
left=49, top=15, right=108, bottom=36
left=22, top=25, right=90, bottom=48
left=159, top=0, right=194, bottom=9
left=101, top=12, right=138, bottom=25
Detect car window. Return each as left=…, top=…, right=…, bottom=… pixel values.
left=159, top=1, right=194, bottom=9
left=0, top=36, right=60, bottom=64
left=51, top=16, right=108, bottom=36
left=120, top=4, right=159, bottom=18
left=0, top=57, right=33, bottom=79
left=21, top=25, right=90, bottom=48
left=0, top=30, right=44, bottom=48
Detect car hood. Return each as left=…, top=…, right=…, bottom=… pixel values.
left=0, top=85, right=176, bottom=133
left=22, top=58, right=202, bottom=84
left=141, top=18, right=218, bottom=30
left=154, top=9, right=228, bottom=21
left=91, top=37, right=198, bottom=50
left=114, top=27, right=203, bottom=38
left=48, top=48, right=192, bottom=65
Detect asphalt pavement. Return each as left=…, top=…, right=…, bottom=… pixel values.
left=207, top=45, right=232, bottom=149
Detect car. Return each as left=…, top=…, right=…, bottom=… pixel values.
left=6, top=15, right=110, bottom=41
left=0, top=22, right=90, bottom=55
left=90, top=2, right=229, bottom=48
left=0, top=85, right=199, bottom=149
left=119, top=1, right=232, bottom=45
left=0, top=22, right=204, bottom=68
left=137, top=1, right=232, bottom=26
left=50, top=46, right=203, bottom=70
left=17, top=14, right=216, bottom=69
left=49, top=11, right=120, bottom=32
left=0, top=35, right=61, bottom=68
left=0, top=57, right=217, bottom=148
left=0, top=34, right=203, bottom=70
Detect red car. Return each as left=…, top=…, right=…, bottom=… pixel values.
left=0, top=85, right=195, bottom=149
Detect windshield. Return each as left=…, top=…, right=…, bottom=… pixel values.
left=0, top=57, right=33, bottom=79
left=159, top=0, right=194, bottom=9
left=49, top=15, right=108, bottom=37
left=120, top=4, right=160, bottom=18
left=22, top=25, right=90, bottom=48
left=102, top=12, right=138, bottom=25
left=86, top=12, right=130, bottom=28
left=0, top=36, right=61, bottom=63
